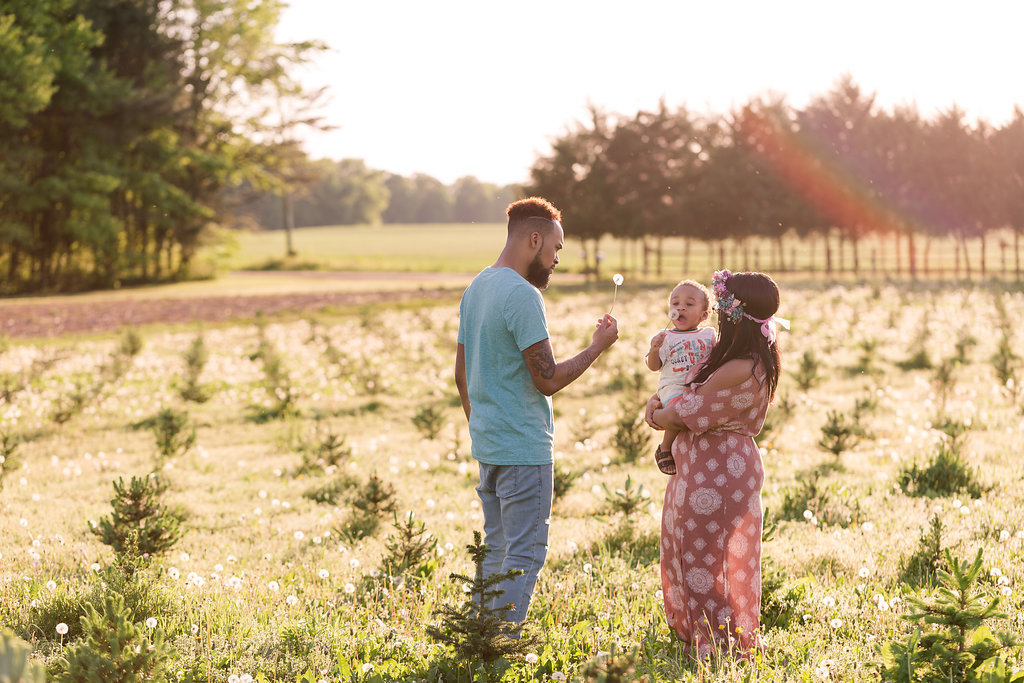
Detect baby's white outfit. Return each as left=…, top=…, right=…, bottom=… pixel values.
left=656, top=327, right=717, bottom=403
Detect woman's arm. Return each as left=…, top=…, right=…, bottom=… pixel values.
left=647, top=358, right=757, bottom=431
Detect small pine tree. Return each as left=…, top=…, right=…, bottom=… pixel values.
left=1, top=629, right=46, bottom=683
left=412, top=403, right=445, bottom=440
left=179, top=333, right=211, bottom=403
left=151, top=407, right=196, bottom=467
left=602, top=475, right=647, bottom=522
left=60, top=593, right=173, bottom=682
left=337, top=473, right=398, bottom=542
left=0, top=430, right=21, bottom=492
left=611, top=403, right=650, bottom=464
left=879, top=549, right=1022, bottom=682
left=91, top=475, right=184, bottom=568
left=426, top=531, right=537, bottom=670
left=581, top=645, right=647, bottom=682
left=792, top=350, right=823, bottom=391
left=818, top=410, right=858, bottom=458
left=898, top=514, right=945, bottom=588
left=380, top=511, right=438, bottom=580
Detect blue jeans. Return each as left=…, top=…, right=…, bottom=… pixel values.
left=476, top=462, right=553, bottom=626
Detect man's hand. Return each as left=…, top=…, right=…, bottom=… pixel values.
left=592, top=314, right=618, bottom=350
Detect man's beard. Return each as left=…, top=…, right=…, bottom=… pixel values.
left=525, top=251, right=552, bottom=290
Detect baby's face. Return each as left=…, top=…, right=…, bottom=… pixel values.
left=669, top=285, right=709, bottom=330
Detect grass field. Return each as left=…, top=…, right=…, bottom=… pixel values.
left=228, top=223, right=1024, bottom=284
left=1, top=277, right=1023, bottom=680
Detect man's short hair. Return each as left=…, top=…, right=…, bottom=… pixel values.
left=507, top=197, right=562, bottom=234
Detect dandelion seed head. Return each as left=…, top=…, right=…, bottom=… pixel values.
left=56, top=623, right=68, bottom=635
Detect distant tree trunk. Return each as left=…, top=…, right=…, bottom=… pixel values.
left=852, top=238, right=860, bottom=275
left=718, top=242, right=725, bottom=269
left=960, top=234, right=971, bottom=279
left=870, top=247, right=877, bottom=277
left=824, top=234, right=833, bottom=275
left=1016, top=229, right=1021, bottom=282
left=775, top=234, right=785, bottom=271
left=954, top=239, right=961, bottom=279
left=907, top=231, right=917, bottom=280
left=594, top=238, right=603, bottom=280
left=642, top=237, right=651, bottom=276
left=656, top=235, right=664, bottom=277
left=682, top=237, right=691, bottom=275
left=283, top=193, right=296, bottom=256
left=980, top=233, right=987, bottom=278
left=922, top=238, right=931, bottom=278
left=894, top=233, right=901, bottom=276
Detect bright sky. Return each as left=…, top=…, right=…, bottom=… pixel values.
left=276, top=0, right=1022, bottom=186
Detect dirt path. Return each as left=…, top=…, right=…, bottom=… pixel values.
left=0, top=280, right=461, bottom=339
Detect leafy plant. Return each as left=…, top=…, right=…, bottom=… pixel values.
left=848, top=337, right=882, bottom=376
left=302, top=474, right=357, bottom=506
left=295, top=419, right=352, bottom=476
left=779, top=474, right=862, bottom=527
left=90, top=474, right=185, bottom=568
left=896, top=319, right=933, bottom=371
left=760, top=514, right=809, bottom=630
left=878, top=548, right=1022, bottom=682
left=59, top=592, right=174, bottom=682
left=426, top=531, right=537, bottom=670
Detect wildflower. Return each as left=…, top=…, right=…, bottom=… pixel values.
left=999, top=529, right=1011, bottom=542
left=861, top=522, right=875, bottom=531
left=268, top=581, right=280, bottom=591
left=240, top=675, right=253, bottom=683
left=46, top=580, right=56, bottom=591
left=349, top=558, right=360, bottom=569
left=583, top=563, right=592, bottom=575
left=552, top=674, right=567, bottom=681
left=362, top=663, right=374, bottom=673
left=286, top=595, right=299, bottom=606
left=228, top=676, right=240, bottom=683
left=344, top=583, right=356, bottom=594
left=655, top=589, right=663, bottom=600
left=90, top=563, right=101, bottom=572
left=168, top=567, right=180, bottom=580
left=803, top=510, right=814, bottom=520
left=877, top=599, right=890, bottom=611
left=525, top=653, right=539, bottom=664
left=146, top=617, right=157, bottom=628
left=858, top=567, right=871, bottom=578
left=56, top=623, right=68, bottom=635
left=191, top=624, right=199, bottom=634
left=318, top=569, right=329, bottom=579
left=1002, top=586, right=1013, bottom=597
left=294, top=531, right=304, bottom=540
left=821, top=596, right=836, bottom=608
left=830, top=618, right=843, bottom=628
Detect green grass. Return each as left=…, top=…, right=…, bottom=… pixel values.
left=227, top=223, right=1024, bottom=284
left=1, top=283, right=1022, bottom=681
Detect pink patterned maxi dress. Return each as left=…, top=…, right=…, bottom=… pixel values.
left=661, top=362, right=769, bottom=656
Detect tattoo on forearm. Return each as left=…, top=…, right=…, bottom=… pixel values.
left=563, top=349, right=594, bottom=383
left=527, top=346, right=557, bottom=380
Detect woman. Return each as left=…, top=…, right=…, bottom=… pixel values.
left=645, top=270, right=785, bottom=657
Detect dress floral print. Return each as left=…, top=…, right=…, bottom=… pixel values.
left=661, top=361, right=769, bottom=656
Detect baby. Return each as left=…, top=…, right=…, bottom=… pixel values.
left=645, top=279, right=716, bottom=474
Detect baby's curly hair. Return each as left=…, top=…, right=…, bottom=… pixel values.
left=672, top=279, right=711, bottom=312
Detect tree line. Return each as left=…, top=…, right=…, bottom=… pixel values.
left=525, top=77, right=1024, bottom=280
left=0, top=0, right=323, bottom=293
left=229, top=161, right=517, bottom=229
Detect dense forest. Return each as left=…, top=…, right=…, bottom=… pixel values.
left=2, top=2, right=1023, bottom=293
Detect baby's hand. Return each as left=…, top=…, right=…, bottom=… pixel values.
left=650, top=331, right=667, bottom=349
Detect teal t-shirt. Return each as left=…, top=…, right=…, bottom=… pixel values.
left=457, top=267, right=554, bottom=465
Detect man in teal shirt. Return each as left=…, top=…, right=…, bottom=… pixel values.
left=455, top=196, right=619, bottom=632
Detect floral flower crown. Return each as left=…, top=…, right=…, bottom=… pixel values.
left=712, top=269, right=790, bottom=345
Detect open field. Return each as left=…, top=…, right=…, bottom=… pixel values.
left=229, top=223, right=1024, bottom=283
left=1, top=279, right=1023, bottom=681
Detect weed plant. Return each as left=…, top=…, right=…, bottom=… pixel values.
left=792, top=349, right=823, bottom=391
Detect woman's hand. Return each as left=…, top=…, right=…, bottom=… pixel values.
left=645, top=393, right=664, bottom=430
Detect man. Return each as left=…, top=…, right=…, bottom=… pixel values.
left=454, top=196, right=619, bottom=631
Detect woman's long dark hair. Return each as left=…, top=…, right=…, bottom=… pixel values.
left=690, top=271, right=781, bottom=401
